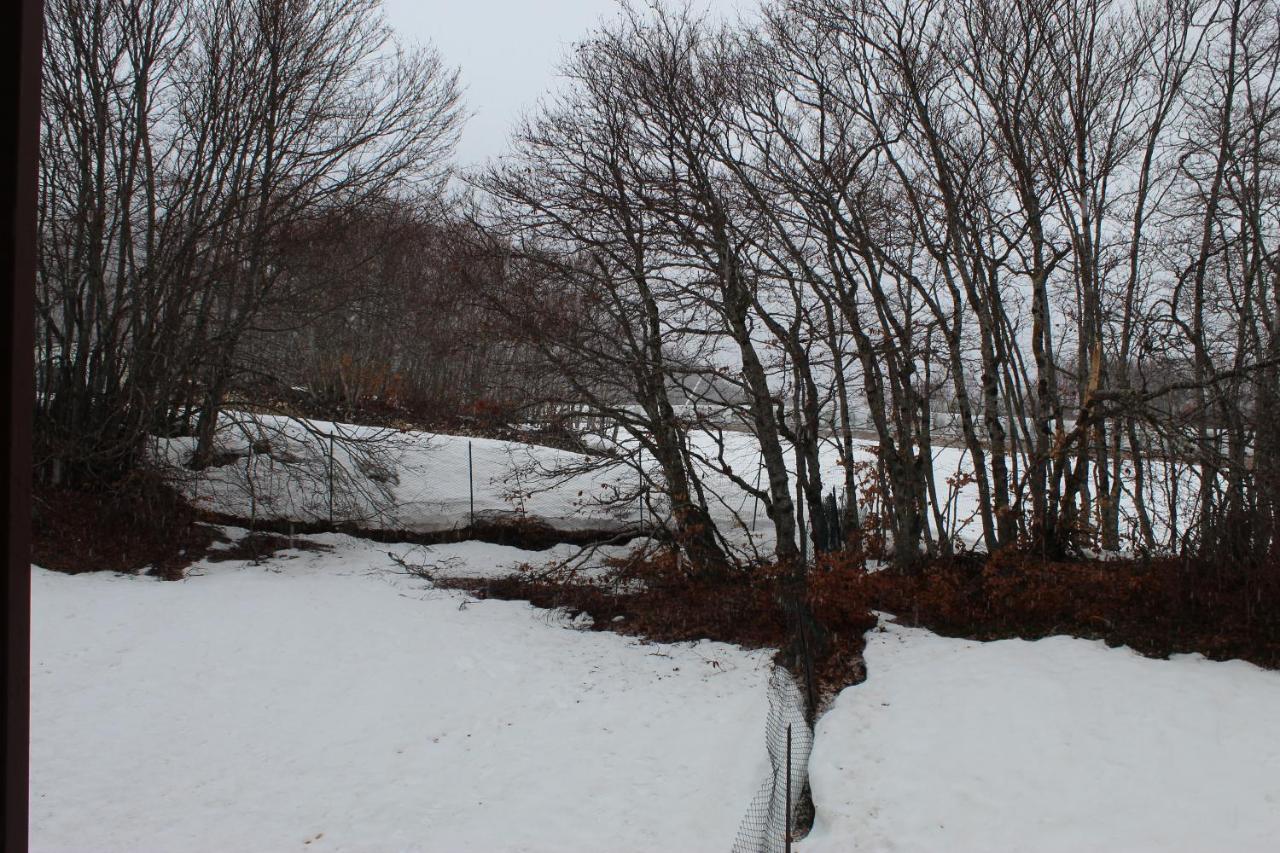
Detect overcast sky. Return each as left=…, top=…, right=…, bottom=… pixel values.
left=381, top=0, right=752, bottom=168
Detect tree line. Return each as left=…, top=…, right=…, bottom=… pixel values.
left=35, top=0, right=1280, bottom=577
left=35, top=0, right=474, bottom=485
left=476, top=0, right=1280, bottom=572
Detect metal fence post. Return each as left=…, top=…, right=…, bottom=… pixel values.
left=327, top=433, right=335, bottom=525
left=468, top=440, right=474, bottom=527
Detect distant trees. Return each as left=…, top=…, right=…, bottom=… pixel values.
left=480, top=0, right=1280, bottom=571
left=35, top=0, right=463, bottom=485
left=250, top=203, right=549, bottom=424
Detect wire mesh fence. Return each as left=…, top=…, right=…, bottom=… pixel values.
left=168, top=411, right=877, bottom=560
left=164, top=412, right=654, bottom=537
left=732, top=667, right=813, bottom=853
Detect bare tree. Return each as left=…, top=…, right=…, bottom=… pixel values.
left=36, top=0, right=463, bottom=486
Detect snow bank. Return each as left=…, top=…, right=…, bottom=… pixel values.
left=160, top=411, right=1182, bottom=563
left=154, top=414, right=643, bottom=534
left=151, top=412, right=991, bottom=554
left=802, top=618, right=1280, bottom=853
left=156, top=412, right=1191, bottom=558
left=30, top=534, right=773, bottom=852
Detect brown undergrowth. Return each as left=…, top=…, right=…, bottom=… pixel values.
left=432, top=539, right=1280, bottom=703
left=32, top=475, right=223, bottom=580
left=36, top=475, right=1278, bottom=674
left=432, top=550, right=879, bottom=699
left=861, top=549, right=1280, bottom=669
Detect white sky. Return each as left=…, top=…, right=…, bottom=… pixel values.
left=381, top=0, right=753, bottom=168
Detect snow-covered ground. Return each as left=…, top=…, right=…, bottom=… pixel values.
left=30, top=532, right=773, bottom=853
left=802, top=619, right=1280, bottom=853
left=31, top=532, right=1280, bottom=851
left=156, top=412, right=1194, bottom=562
left=152, top=412, right=990, bottom=556
left=153, top=414, right=645, bottom=534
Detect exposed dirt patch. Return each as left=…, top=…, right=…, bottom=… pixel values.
left=193, top=508, right=643, bottom=552
left=205, top=532, right=333, bottom=563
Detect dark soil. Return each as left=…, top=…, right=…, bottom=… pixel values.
left=193, top=509, right=645, bottom=551
left=205, top=532, right=333, bottom=563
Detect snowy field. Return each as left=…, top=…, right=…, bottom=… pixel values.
left=802, top=620, right=1280, bottom=853
left=31, top=529, right=1280, bottom=851
left=41, top=424, right=1276, bottom=851
left=30, top=532, right=773, bottom=853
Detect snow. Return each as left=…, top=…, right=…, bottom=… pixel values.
left=155, top=412, right=987, bottom=556
left=38, top=416, right=1278, bottom=851
left=30, top=532, right=773, bottom=852
left=31, top=529, right=1280, bottom=851
left=801, top=618, right=1280, bottom=853
left=154, top=414, right=642, bottom=534
left=156, top=412, right=1187, bottom=560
